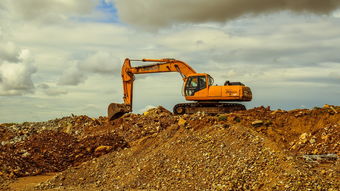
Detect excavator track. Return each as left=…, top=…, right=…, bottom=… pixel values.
left=173, top=102, right=246, bottom=115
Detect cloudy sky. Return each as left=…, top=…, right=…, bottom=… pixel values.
left=0, top=0, right=339, bottom=122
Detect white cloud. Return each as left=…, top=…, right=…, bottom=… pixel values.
left=44, top=88, right=68, bottom=96
left=333, top=10, right=340, bottom=17
left=79, top=51, right=120, bottom=74
left=0, top=43, right=36, bottom=96
left=0, top=0, right=96, bottom=24
left=0, top=41, right=20, bottom=62
left=0, top=62, right=36, bottom=95
left=58, top=63, right=87, bottom=86
left=37, top=83, right=68, bottom=96
left=57, top=51, right=120, bottom=86
left=329, top=72, right=340, bottom=80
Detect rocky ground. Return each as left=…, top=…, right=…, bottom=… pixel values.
left=0, top=105, right=339, bottom=190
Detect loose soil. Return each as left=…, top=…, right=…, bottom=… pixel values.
left=0, top=105, right=339, bottom=190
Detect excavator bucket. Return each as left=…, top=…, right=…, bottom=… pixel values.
left=107, top=103, right=131, bottom=121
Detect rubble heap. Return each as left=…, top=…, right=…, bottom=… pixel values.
left=0, top=105, right=339, bottom=190
left=0, top=130, right=128, bottom=178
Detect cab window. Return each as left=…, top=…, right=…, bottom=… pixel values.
left=208, top=75, right=214, bottom=86
left=185, top=76, right=206, bottom=96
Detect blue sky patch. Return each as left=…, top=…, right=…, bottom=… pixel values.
left=70, top=0, right=120, bottom=23
left=95, top=0, right=120, bottom=23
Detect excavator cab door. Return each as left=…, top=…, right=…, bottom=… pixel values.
left=184, top=75, right=207, bottom=96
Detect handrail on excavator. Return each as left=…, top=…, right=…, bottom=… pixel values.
left=130, top=58, right=176, bottom=62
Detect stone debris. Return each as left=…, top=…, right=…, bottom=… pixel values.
left=251, top=120, right=264, bottom=127
left=0, top=105, right=339, bottom=190
left=0, top=115, right=106, bottom=146
left=177, top=118, right=187, bottom=126
left=301, top=154, right=338, bottom=162
left=0, top=130, right=128, bottom=179
left=324, top=104, right=338, bottom=114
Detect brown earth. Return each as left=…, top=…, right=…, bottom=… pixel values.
left=0, top=105, right=339, bottom=191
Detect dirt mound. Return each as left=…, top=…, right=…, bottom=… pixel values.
left=39, top=126, right=336, bottom=190
left=0, top=126, right=16, bottom=143
left=212, top=106, right=339, bottom=154
left=0, top=115, right=107, bottom=146
left=1, top=106, right=339, bottom=190
left=111, top=106, right=177, bottom=143
left=35, top=106, right=339, bottom=191
left=0, top=130, right=128, bottom=179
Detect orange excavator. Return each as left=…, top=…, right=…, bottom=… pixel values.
left=108, top=58, right=252, bottom=120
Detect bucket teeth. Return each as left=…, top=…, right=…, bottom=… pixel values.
left=107, top=103, right=131, bottom=121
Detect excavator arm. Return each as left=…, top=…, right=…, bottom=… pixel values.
left=108, top=58, right=196, bottom=120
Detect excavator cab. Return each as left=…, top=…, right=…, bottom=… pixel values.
left=183, top=73, right=252, bottom=102
left=184, top=74, right=213, bottom=96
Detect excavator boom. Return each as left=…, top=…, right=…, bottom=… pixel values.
left=108, top=58, right=196, bottom=120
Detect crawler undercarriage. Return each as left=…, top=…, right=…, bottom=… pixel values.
left=173, top=102, right=246, bottom=115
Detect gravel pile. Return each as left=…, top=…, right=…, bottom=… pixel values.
left=1, top=105, right=339, bottom=190
left=0, top=115, right=106, bottom=145
left=37, top=106, right=339, bottom=190
left=0, top=130, right=128, bottom=178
